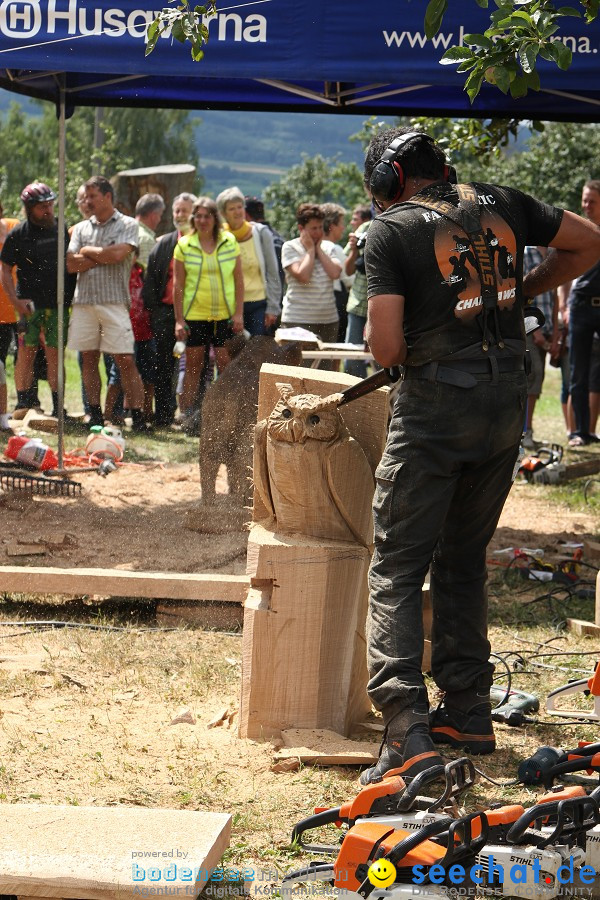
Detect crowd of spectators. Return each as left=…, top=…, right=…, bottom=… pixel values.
left=0, top=174, right=597, bottom=447
left=0, top=180, right=375, bottom=437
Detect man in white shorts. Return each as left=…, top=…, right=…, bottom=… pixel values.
left=67, top=175, right=146, bottom=430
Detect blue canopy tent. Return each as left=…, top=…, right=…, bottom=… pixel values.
left=0, top=1, right=600, bottom=118
left=0, top=1, right=599, bottom=461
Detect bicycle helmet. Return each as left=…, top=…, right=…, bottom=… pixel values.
left=20, top=182, right=56, bottom=206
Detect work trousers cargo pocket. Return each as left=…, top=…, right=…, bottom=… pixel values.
left=372, top=460, right=404, bottom=542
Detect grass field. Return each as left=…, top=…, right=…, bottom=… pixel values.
left=4, top=347, right=199, bottom=464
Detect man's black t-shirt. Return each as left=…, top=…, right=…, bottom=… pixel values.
left=365, top=182, right=563, bottom=365
left=1, top=219, right=76, bottom=310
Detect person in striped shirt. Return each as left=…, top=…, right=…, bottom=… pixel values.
left=280, top=203, right=342, bottom=361
left=67, top=175, right=146, bottom=431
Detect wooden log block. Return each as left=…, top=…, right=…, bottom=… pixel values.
left=239, top=524, right=372, bottom=739
left=0, top=804, right=231, bottom=899
left=0, top=567, right=248, bottom=603
left=584, top=538, right=600, bottom=561
left=596, top=568, right=600, bottom=626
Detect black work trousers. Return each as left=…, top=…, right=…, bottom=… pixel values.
left=150, top=305, right=177, bottom=426
left=366, top=369, right=526, bottom=714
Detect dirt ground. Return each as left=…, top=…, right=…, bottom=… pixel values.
left=0, top=458, right=599, bottom=875
left=0, top=457, right=598, bottom=573
left=0, top=461, right=248, bottom=574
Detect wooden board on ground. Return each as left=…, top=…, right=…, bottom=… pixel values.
left=0, top=567, right=249, bottom=603
left=21, top=409, right=59, bottom=432
left=6, top=543, right=47, bottom=557
left=276, top=728, right=378, bottom=765
left=0, top=804, right=231, bottom=899
left=567, top=617, right=600, bottom=637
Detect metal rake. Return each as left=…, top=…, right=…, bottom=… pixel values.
left=0, top=462, right=82, bottom=497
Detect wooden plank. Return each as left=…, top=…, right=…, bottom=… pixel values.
left=6, top=544, right=47, bottom=557
left=567, top=617, right=600, bottom=637
left=275, top=728, right=378, bottom=766
left=0, top=804, right=231, bottom=899
left=0, top=566, right=249, bottom=603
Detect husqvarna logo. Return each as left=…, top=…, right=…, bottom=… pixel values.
left=0, top=0, right=267, bottom=42
left=0, top=0, right=42, bottom=38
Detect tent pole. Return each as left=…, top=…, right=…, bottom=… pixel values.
left=56, top=77, right=66, bottom=469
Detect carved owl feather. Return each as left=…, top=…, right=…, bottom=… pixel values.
left=253, top=383, right=374, bottom=546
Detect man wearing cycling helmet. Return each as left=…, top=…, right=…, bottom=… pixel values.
left=0, top=182, right=76, bottom=419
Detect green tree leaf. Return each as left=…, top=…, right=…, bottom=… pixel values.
left=424, top=0, right=448, bottom=38
left=439, top=46, right=476, bottom=63
left=463, top=32, right=494, bottom=48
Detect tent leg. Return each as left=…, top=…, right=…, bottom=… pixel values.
left=56, top=80, right=66, bottom=470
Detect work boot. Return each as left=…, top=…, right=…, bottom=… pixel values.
left=430, top=683, right=495, bottom=755
left=360, top=697, right=444, bottom=786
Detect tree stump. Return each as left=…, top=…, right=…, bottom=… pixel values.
left=111, top=163, right=196, bottom=236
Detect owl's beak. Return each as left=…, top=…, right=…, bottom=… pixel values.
left=291, top=419, right=304, bottom=441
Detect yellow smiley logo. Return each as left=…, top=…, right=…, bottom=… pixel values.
left=367, top=859, right=397, bottom=888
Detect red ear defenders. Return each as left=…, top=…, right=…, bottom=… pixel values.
left=369, top=131, right=454, bottom=206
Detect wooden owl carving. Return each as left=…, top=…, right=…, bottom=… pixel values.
left=253, top=383, right=374, bottom=547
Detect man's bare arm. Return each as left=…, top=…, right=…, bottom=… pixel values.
left=80, top=243, right=136, bottom=265
left=0, top=262, right=30, bottom=316
left=66, top=251, right=97, bottom=273
left=366, top=293, right=407, bottom=368
left=523, top=211, right=600, bottom=299
left=80, top=243, right=135, bottom=265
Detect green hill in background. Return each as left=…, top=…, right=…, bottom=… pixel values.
left=192, top=110, right=395, bottom=197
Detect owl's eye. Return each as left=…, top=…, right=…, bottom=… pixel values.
left=309, top=415, right=320, bottom=426
left=282, top=408, right=292, bottom=419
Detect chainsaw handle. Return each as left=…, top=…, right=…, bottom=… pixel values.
left=541, top=796, right=600, bottom=848
left=545, top=752, right=600, bottom=787
left=506, top=796, right=599, bottom=848
left=440, top=812, right=489, bottom=865
left=356, top=816, right=455, bottom=898
left=505, top=800, right=561, bottom=845
left=395, top=764, right=447, bottom=811
left=437, top=757, right=477, bottom=811
left=395, top=757, right=476, bottom=812
left=290, top=807, right=342, bottom=852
